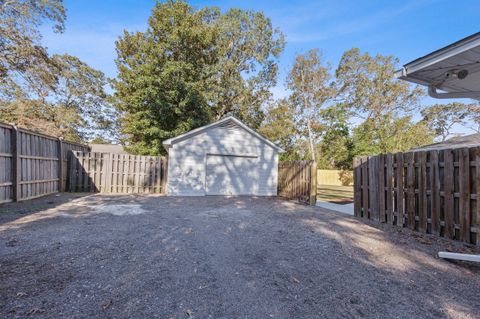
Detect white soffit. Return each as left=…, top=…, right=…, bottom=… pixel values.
left=395, top=32, right=480, bottom=100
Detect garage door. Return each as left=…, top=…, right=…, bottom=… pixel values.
left=206, top=155, right=259, bottom=195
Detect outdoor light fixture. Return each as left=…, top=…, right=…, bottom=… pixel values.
left=395, top=32, right=480, bottom=100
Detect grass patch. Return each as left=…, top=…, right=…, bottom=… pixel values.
left=317, top=184, right=353, bottom=204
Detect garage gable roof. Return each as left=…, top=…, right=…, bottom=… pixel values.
left=162, top=116, right=285, bottom=152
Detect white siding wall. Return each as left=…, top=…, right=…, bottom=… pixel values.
left=167, top=124, right=279, bottom=196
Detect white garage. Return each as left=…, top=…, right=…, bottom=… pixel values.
left=163, top=116, right=284, bottom=196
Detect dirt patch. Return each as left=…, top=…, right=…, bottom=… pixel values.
left=1, top=193, right=479, bottom=318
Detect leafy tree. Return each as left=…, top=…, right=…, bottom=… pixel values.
left=113, top=1, right=217, bottom=155
left=315, top=105, right=354, bottom=169
left=113, top=0, right=284, bottom=155
left=421, top=103, right=471, bottom=141
left=335, top=48, right=423, bottom=120
left=1, top=54, right=113, bottom=141
left=210, top=8, right=284, bottom=127
left=335, top=48, right=433, bottom=155
left=259, top=99, right=300, bottom=161
left=465, top=103, right=480, bottom=133
left=0, top=0, right=65, bottom=98
left=287, top=49, right=335, bottom=162
left=0, top=0, right=114, bottom=142
left=353, top=115, right=433, bottom=155
left=90, top=136, right=111, bottom=144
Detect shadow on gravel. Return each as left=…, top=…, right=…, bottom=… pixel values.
left=0, top=193, right=202, bottom=232
left=285, top=203, right=480, bottom=318
left=0, top=193, right=92, bottom=226
left=1, top=194, right=479, bottom=318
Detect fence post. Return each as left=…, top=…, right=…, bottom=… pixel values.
left=68, top=151, right=77, bottom=192
left=309, top=161, right=317, bottom=206
left=476, top=147, right=480, bottom=245
left=353, top=157, right=361, bottom=217
left=161, top=157, right=168, bottom=194
left=58, top=138, right=64, bottom=192
left=11, top=125, right=20, bottom=202
left=101, top=153, right=110, bottom=193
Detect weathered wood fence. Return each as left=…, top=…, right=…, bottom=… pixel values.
left=0, top=122, right=89, bottom=203
left=354, top=148, right=480, bottom=245
left=69, top=151, right=167, bottom=194
left=278, top=161, right=317, bottom=205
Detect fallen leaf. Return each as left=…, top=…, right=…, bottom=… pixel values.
left=101, top=299, right=112, bottom=310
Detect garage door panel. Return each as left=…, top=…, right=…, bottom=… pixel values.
left=206, top=155, right=258, bottom=195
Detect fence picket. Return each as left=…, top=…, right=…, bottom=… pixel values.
left=354, top=147, right=479, bottom=245
left=361, top=157, right=369, bottom=218
left=418, top=151, right=427, bottom=233
left=68, top=151, right=166, bottom=195
left=430, top=150, right=440, bottom=235
left=386, top=154, right=394, bottom=224
left=353, top=157, right=362, bottom=217
left=459, top=148, right=470, bottom=242
left=476, top=147, right=480, bottom=245
left=444, top=149, right=454, bottom=239
left=277, top=161, right=316, bottom=205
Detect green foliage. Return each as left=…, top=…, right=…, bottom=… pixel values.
left=468, top=104, right=480, bottom=132
left=315, top=105, right=354, bottom=170
left=114, top=0, right=284, bottom=155
left=259, top=99, right=300, bottom=161
left=210, top=8, right=284, bottom=127
left=421, top=103, right=472, bottom=141
left=286, top=49, right=335, bottom=161
left=0, top=0, right=65, bottom=98
left=1, top=53, right=113, bottom=141
left=353, top=115, right=433, bottom=156
left=113, top=1, right=216, bottom=155
left=0, top=0, right=114, bottom=142
left=261, top=47, right=436, bottom=169
left=90, top=136, right=111, bottom=144
left=335, top=48, right=424, bottom=120
left=335, top=48, right=434, bottom=158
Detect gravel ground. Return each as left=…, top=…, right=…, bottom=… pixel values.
left=0, top=193, right=479, bottom=319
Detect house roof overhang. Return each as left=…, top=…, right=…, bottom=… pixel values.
left=395, top=32, right=480, bottom=100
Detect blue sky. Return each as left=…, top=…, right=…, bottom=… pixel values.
left=41, top=0, right=479, bottom=134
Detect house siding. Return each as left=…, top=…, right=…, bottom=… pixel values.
left=166, top=124, right=279, bottom=196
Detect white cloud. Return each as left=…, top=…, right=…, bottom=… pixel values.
left=280, top=0, right=433, bottom=43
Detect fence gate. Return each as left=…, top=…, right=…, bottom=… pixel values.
left=353, top=148, right=480, bottom=245
left=68, top=151, right=167, bottom=194
left=278, top=160, right=317, bottom=205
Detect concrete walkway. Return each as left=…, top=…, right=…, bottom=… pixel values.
left=316, top=200, right=354, bottom=215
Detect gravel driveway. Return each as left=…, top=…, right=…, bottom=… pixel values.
left=1, top=194, right=479, bottom=319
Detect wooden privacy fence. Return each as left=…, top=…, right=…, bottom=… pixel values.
left=0, top=122, right=89, bottom=203
left=354, top=147, right=480, bottom=245
left=69, top=151, right=167, bottom=194
left=278, top=161, right=317, bottom=205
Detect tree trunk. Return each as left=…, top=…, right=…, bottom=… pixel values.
left=307, top=117, right=316, bottom=162
left=300, top=64, right=316, bottom=162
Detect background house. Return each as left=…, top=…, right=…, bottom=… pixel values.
left=411, top=133, right=480, bottom=152
left=89, top=144, right=128, bottom=154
